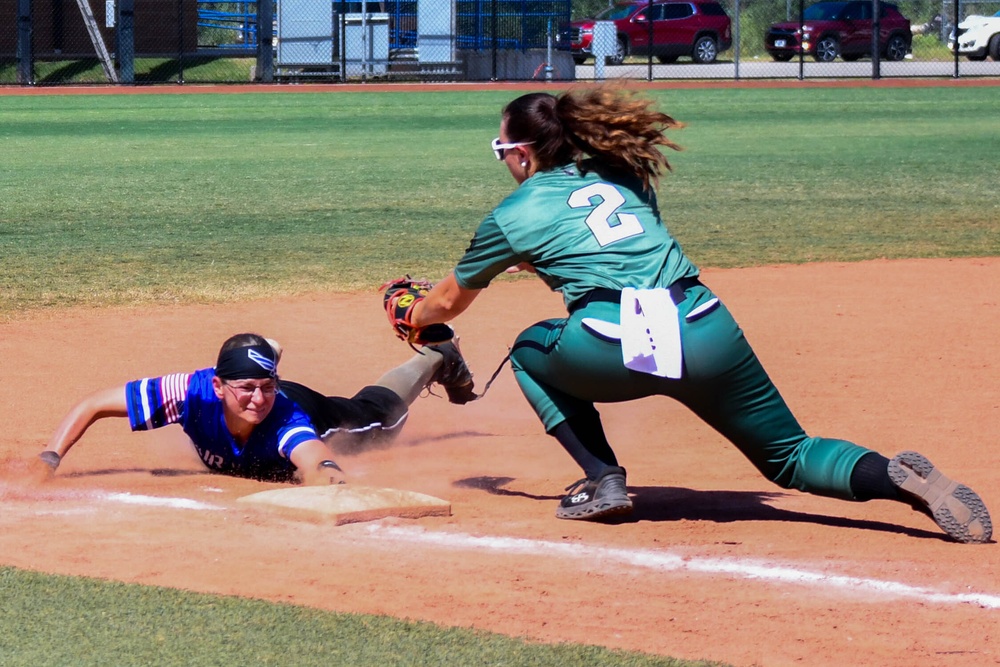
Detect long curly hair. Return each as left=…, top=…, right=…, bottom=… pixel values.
left=502, top=86, right=684, bottom=191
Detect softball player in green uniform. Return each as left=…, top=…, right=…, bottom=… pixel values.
left=406, top=87, right=991, bottom=544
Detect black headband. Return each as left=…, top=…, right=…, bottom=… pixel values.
left=215, top=344, right=278, bottom=380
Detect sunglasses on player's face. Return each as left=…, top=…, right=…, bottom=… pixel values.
left=491, top=137, right=534, bottom=161
left=223, top=380, right=279, bottom=400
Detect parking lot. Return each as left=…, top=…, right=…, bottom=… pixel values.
left=574, top=57, right=1000, bottom=80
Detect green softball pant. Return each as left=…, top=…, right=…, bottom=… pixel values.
left=508, top=284, right=873, bottom=500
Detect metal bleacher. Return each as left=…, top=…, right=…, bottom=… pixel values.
left=195, top=0, right=567, bottom=81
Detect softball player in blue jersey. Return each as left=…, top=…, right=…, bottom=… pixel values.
left=405, top=87, right=991, bottom=544
left=37, top=331, right=473, bottom=485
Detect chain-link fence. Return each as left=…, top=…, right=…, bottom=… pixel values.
left=579, top=0, right=1000, bottom=80
left=1, top=0, right=997, bottom=84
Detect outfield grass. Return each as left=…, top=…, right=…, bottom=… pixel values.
left=0, top=567, right=725, bottom=667
left=1, top=86, right=997, bottom=317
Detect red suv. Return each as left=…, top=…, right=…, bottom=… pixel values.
left=557, top=1, right=733, bottom=65
left=765, top=1, right=912, bottom=62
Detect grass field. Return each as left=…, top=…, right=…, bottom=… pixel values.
left=1, top=86, right=996, bottom=317
left=1, top=567, right=722, bottom=667
left=0, top=84, right=996, bottom=665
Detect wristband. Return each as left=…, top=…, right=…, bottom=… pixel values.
left=317, top=459, right=345, bottom=485
left=317, top=460, right=343, bottom=473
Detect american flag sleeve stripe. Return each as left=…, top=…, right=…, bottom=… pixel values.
left=127, top=373, right=191, bottom=431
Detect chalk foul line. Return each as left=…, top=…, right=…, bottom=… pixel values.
left=92, top=491, right=999, bottom=609
left=100, top=492, right=225, bottom=512
left=362, top=524, right=1000, bottom=610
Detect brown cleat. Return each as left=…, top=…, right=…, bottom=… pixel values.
left=888, top=451, right=992, bottom=544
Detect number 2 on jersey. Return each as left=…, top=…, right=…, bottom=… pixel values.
left=567, top=183, right=644, bottom=247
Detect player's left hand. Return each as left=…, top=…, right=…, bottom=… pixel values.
left=26, top=450, right=60, bottom=484
left=381, top=275, right=441, bottom=345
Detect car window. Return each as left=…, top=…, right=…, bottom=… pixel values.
left=632, top=5, right=657, bottom=20
left=841, top=3, right=865, bottom=20
left=699, top=2, right=729, bottom=16
left=659, top=3, right=694, bottom=19
left=639, top=5, right=660, bottom=20
left=596, top=4, right=642, bottom=20
left=803, top=2, right=848, bottom=20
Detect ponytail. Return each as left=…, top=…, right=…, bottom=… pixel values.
left=503, top=86, right=684, bottom=191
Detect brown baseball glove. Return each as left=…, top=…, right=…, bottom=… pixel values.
left=380, top=276, right=455, bottom=346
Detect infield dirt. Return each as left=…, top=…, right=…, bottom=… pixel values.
left=1, top=257, right=998, bottom=667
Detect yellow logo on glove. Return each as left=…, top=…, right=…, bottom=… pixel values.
left=397, top=294, right=417, bottom=308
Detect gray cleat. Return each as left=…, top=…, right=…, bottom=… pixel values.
left=423, top=325, right=476, bottom=405
left=556, top=466, right=633, bottom=521
left=888, top=450, right=992, bottom=544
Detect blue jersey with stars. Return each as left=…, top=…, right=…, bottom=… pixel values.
left=124, top=368, right=319, bottom=482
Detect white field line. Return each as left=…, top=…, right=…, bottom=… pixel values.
left=99, top=492, right=225, bottom=511
left=362, top=524, right=1000, bottom=610
left=91, top=492, right=1000, bottom=609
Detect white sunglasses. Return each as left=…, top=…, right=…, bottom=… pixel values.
left=491, top=137, right=534, bottom=161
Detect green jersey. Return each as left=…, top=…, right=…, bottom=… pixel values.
left=454, top=162, right=698, bottom=309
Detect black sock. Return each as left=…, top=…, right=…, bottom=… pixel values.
left=549, top=409, right=618, bottom=480
left=849, top=452, right=900, bottom=501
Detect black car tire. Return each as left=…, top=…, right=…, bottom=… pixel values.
left=884, top=34, right=908, bottom=61
left=771, top=52, right=794, bottom=61
left=967, top=54, right=988, bottom=61
left=813, top=35, right=840, bottom=62
left=989, top=33, right=1000, bottom=60
left=607, top=36, right=627, bottom=65
left=692, top=35, right=719, bottom=63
